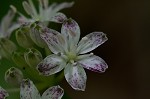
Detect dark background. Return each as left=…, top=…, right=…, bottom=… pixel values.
left=62, top=0, right=150, bottom=99
left=0, top=0, right=150, bottom=99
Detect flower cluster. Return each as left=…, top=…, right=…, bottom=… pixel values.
left=0, top=79, right=64, bottom=99
left=0, top=0, right=108, bottom=99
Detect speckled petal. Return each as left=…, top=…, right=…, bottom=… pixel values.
left=61, top=18, right=80, bottom=46
left=64, top=63, right=87, bottom=91
left=30, top=23, right=47, bottom=48
left=41, top=86, right=64, bottom=99
left=78, top=55, right=108, bottom=73
left=37, top=54, right=66, bottom=76
left=51, top=12, right=67, bottom=23
left=0, top=86, right=9, bottom=99
left=40, top=28, right=64, bottom=54
left=20, top=79, right=41, bottom=99
left=77, top=32, right=108, bottom=54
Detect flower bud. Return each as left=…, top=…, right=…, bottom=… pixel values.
left=29, top=22, right=47, bottom=48
left=12, top=51, right=28, bottom=69
left=16, top=24, right=34, bottom=48
left=24, top=48, right=42, bottom=68
left=5, top=67, right=23, bottom=86
left=0, top=38, right=17, bottom=59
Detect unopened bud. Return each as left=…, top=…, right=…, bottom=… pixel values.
left=29, top=22, right=47, bottom=48
left=0, top=38, right=17, bottom=59
left=12, top=51, right=28, bottom=69
left=16, top=25, right=34, bottom=48
left=24, top=48, right=42, bottom=68
left=5, top=67, right=23, bottom=86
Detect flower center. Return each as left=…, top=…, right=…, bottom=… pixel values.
left=66, top=52, right=77, bottom=63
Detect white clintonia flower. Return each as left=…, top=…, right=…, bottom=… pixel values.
left=20, top=79, right=64, bottom=99
left=0, top=86, right=9, bottom=99
left=37, top=18, right=108, bottom=91
left=20, top=0, right=74, bottom=23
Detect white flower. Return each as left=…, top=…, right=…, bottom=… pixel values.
left=20, top=0, right=74, bottom=23
left=20, top=79, right=64, bottom=99
left=0, top=6, right=19, bottom=59
left=0, top=5, right=19, bottom=38
left=0, top=79, right=64, bottom=99
left=0, top=86, right=9, bottom=99
left=37, top=18, right=108, bottom=91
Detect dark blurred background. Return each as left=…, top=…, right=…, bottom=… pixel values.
left=0, top=0, right=150, bottom=99
left=62, top=0, right=150, bottom=99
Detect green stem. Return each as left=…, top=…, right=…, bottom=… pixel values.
left=24, top=66, right=55, bottom=83
left=55, top=71, right=64, bottom=84
left=6, top=88, right=20, bottom=93
left=44, top=47, right=51, bottom=56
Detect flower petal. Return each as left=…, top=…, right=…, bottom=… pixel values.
left=20, top=79, right=41, bottom=99
left=51, top=12, right=67, bottom=23
left=39, top=0, right=49, bottom=9
left=53, top=2, right=74, bottom=12
left=61, top=18, right=80, bottom=50
left=41, top=85, right=64, bottom=99
left=37, top=54, right=66, bottom=76
left=22, top=1, right=34, bottom=16
left=64, top=63, right=87, bottom=91
left=41, top=3, right=57, bottom=21
left=22, top=1, right=37, bottom=19
left=0, top=7, right=16, bottom=38
left=77, top=32, right=108, bottom=54
left=40, top=2, right=74, bottom=22
left=7, top=23, right=20, bottom=34
left=30, top=22, right=47, bottom=48
left=40, top=28, right=64, bottom=54
left=78, top=55, right=108, bottom=73
left=0, top=86, right=9, bottom=99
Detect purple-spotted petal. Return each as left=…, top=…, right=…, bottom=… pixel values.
left=40, top=28, right=64, bottom=54
left=41, top=85, right=64, bottom=99
left=51, top=12, right=67, bottom=23
left=78, top=55, right=108, bottom=73
left=61, top=18, right=80, bottom=46
left=37, top=54, right=66, bottom=76
left=30, top=23, right=47, bottom=48
left=0, top=86, right=9, bottom=99
left=77, top=32, right=108, bottom=54
left=64, top=63, right=87, bottom=91
left=20, top=79, right=41, bottom=99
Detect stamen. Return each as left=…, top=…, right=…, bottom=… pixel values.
left=70, top=60, right=74, bottom=64
left=82, top=37, right=88, bottom=40
left=76, top=53, right=94, bottom=60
